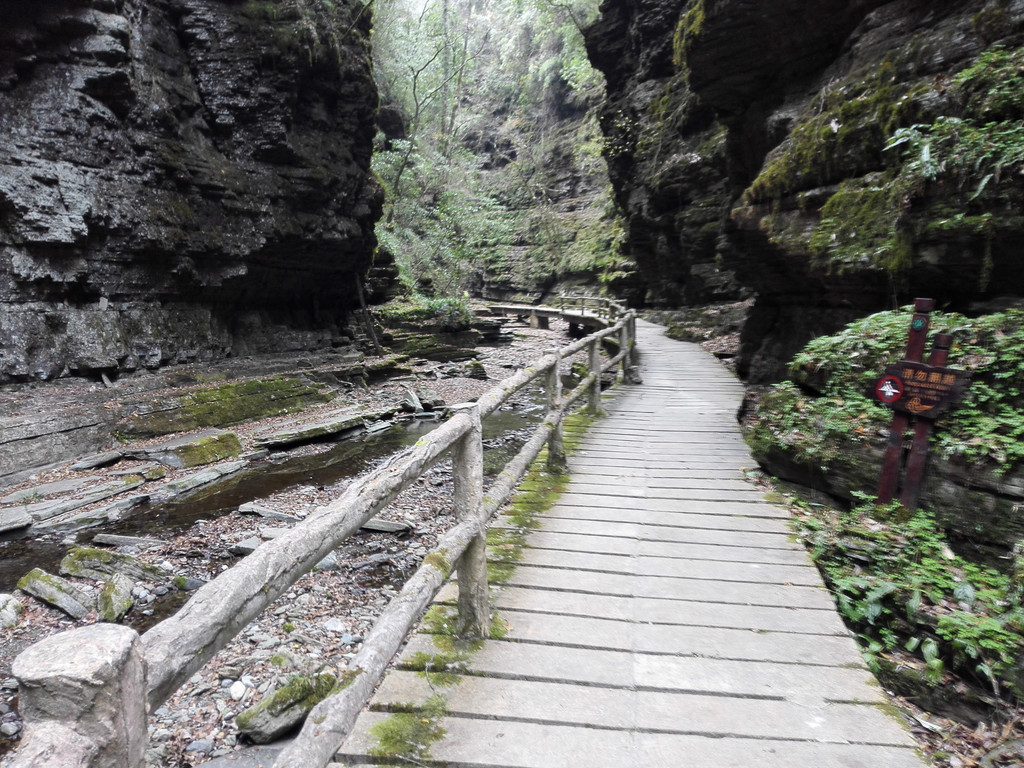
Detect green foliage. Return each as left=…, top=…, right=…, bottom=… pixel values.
left=372, top=0, right=623, bottom=297
left=373, top=294, right=474, bottom=331
left=776, top=307, right=1024, bottom=471
left=794, top=499, right=1024, bottom=695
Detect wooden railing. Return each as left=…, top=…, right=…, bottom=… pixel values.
left=8, top=310, right=639, bottom=768
left=557, top=294, right=627, bottom=321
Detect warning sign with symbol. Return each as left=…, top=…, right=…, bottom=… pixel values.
left=872, top=361, right=969, bottom=417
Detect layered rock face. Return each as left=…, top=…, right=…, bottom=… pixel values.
left=588, top=0, right=1024, bottom=381
left=0, top=0, right=382, bottom=383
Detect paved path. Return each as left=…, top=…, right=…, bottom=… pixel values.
left=337, top=321, right=925, bottom=767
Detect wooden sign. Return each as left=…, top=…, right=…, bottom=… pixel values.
left=874, top=361, right=970, bottom=417
left=873, top=300, right=969, bottom=509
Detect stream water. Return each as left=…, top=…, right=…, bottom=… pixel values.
left=0, top=394, right=546, bottom=593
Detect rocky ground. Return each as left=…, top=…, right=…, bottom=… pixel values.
left=0, top=316, right=604, bottom=767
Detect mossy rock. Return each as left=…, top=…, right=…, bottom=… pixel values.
left=60, top=546, right=169, bottom=583
left=236, top=672, right=338, bottom=744
left=97, top=573, right=134, bottom=623
left=119, top=377, right=333, bottom=438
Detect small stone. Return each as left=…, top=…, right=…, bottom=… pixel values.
left=229, top=680, right=247, bottom=700
left=322, top=618, right=347, bottom=633
left=154, top=585, right=169, bottom=596
left=185, top=738, right=215, bottom=754
left=1, top=721, right=21, bottom=737
left=152, top=728, right=173, bottom=741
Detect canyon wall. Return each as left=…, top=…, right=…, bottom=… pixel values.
left=0, top=0, right=383, bottom=383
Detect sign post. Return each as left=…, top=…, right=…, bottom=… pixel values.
left=873, top=300, right=969, bottom=508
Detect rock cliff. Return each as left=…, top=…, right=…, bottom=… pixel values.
left=588, top=0, right=1024, bottom=381
left=0, top=0, right=383, bottom=383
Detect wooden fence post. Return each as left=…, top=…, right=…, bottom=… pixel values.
left=11, top=625, right=147, bottom=768
left=450, top=403, right=488, bottom=638
left=544, top=350, right=567, bottom=473
left=588, top=339, right=602, bottom=414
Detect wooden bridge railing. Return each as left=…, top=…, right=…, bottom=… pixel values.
left=557, top=293, right=627, bottom=322
left=8, top=310, right=639, bottom=768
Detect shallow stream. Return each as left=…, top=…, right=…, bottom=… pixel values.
left=0, top=393, right=546, bottom=592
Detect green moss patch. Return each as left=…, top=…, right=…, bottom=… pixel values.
left=120, top=377, right=332, bottom=438
left=367, top=693, right=448, bottom=762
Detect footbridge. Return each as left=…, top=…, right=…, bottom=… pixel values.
left=6, top=312, right=924, bottom=768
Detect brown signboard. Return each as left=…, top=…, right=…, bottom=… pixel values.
left=873, top=361, right=969, bottom=418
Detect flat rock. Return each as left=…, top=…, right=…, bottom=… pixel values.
left=16, top=568, right=93, bottom=619
left=0, top=477, right=92, bottom=504
left=230, top=537, right=261, bottom=556
left=69, top=451, right=124, bottom=471
left=199, top=743, right=289, bottom=768
left=15, top=477, right=145, bottom=523
left=125, top=429, right=243, bottom=468
left=238, top=502, right=300, bottom=522
left=32, top=493, right=150, bottom=534
left=153, top=459, right=248, bottom=500
left=252, top=409, right=368, bottom=449
left=0, top=507, right=32, bottom=534
left=92, top=533, right=164, bottom=548
left=359, top=516, right=412, bottom=534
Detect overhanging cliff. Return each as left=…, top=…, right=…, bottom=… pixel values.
left=588, top=0, right=1024, bottom=381
left=0, top=0, right=383, bottom=382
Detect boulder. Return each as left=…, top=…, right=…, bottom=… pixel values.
left=16, top=569, right=93, bottom=619
left=59, top=547, right=168, bottom=583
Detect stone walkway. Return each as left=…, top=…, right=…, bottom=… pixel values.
left=336, top=321, right=926, bottom=767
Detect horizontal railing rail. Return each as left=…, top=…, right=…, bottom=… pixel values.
left=8, top=309, right=639, bottom=768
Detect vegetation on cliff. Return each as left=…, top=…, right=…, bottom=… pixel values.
left=370, top=0, right=627, bottom=301
left=747, top=308, right=1024, bottom=711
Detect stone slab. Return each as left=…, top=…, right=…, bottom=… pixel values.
left=252, top=408, right=368, bottom=449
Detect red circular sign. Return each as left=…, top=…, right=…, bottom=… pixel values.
left=875, top=375, right=904, bottom=403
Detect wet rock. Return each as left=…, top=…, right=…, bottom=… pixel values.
left=238, top=502, right=300, bottom=522
left=152, top=459, right=248, bottom=500
left=125, top=430, right=243, bottom=469
left=16, top=477, right=145, bottom=524
left=0, top=594, right=23, bottom=628
left=59, top=546, right=169, bottom=583
left=0, top=507, right=32, bottom=534
left=16, top=568, right=93, bottom=619
left=252, top=409, right=368, bottom=449
left=97, top=573, right=134, bottom=623
left=235, top=673, right=337, bottom=744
